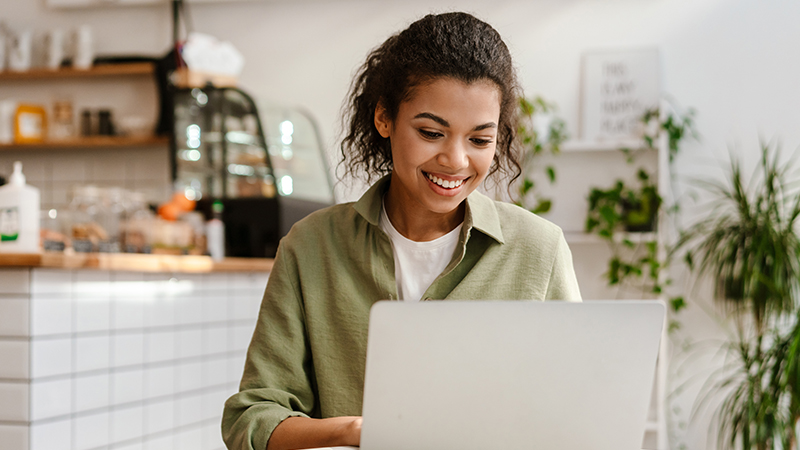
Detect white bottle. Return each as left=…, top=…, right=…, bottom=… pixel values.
left=206, top=200, right=225, bottom=261
left=0, top=162, right=41, bottom=253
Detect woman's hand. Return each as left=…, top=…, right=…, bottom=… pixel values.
left=267, top=415, right=362, bottom=450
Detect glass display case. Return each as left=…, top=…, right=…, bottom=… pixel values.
left=170, top=86, right=334, bottom=257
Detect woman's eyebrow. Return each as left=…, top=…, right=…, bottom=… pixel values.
left=414, top=112, right=497, bottom=132
left=472, top=122, right=497, bottom=131
left=414, top=112, right=449, bottom=127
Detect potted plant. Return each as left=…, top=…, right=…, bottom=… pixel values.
left=514, top=96, right=567, bottom=214
left=676, top=143, right=800, bottom=450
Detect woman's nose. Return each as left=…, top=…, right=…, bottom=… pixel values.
left=437, top=139, right=469, bottom=170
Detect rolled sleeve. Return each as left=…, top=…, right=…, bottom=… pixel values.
left=222, top=241, right=317, bottom=450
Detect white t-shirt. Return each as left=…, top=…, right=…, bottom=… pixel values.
left=379, top=201, right=462, bottom=302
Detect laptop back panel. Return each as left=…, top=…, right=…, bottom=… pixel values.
left=360, top=301, right=664, bottom=450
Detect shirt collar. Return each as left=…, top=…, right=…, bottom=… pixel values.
left=353, top=174, right=505, bottom=245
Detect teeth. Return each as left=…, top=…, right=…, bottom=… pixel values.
left=426, top=172, right=464, bottom=189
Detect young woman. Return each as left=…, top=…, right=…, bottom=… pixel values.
left=222, top=12, right=581, bottom=450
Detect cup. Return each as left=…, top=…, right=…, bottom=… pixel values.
left=72, top=26, right=93, bottom=70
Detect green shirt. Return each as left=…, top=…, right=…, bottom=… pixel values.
left=221, top=176, right=582, bottom=450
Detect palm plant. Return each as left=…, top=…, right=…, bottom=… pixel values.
left=676, top=143, right=800, bottom=449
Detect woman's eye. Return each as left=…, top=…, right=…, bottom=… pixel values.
left=470, top=137, right=493, bottom=146
left=419, top=129, right=443, bottom=139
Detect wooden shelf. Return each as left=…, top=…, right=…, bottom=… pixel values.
left=564, top=231, right=657, bottom=245
left=560, top=138, right=653, bottom=153
left=0, top=62, right=156, bottom=81
left=0, top=252, right=273, bottom=273
left=0, top=135, right=169, bottom=151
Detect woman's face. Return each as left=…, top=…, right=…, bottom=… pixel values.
left=375, top=77, right=501, bottom=218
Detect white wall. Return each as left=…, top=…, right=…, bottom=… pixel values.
left=5, top=0, right=800, bottom=448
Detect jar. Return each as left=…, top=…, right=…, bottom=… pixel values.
left=122, top=192, right=154, bottom=253
left=68, top=185, right=109, bottom=253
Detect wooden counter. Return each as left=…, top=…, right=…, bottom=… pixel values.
left=0, top=252, right=273, bottom=273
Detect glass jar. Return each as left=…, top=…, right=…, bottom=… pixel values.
left=68, top=185, right=108, bottom=253
left=122, top=192, right=154, bottom=253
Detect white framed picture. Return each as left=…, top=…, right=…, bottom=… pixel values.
left=580, top=48, right=660, bottom=141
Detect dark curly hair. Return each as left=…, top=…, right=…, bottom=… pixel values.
left=340, top=12, right=522, bottom=186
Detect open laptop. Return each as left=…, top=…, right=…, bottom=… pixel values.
left=312, top=300, right=665, bottom=450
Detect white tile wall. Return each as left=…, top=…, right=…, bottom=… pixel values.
left=31, top=270, right=72, bottom=296
left=75, top=411, right=110, bottom=450
left=145, top=366, right=174, bottom=399
left=31, top=297, right=72, bottom=336
left=145, top=400, right=174, bottom=435
left=3, top=268, right=265, bottom=450
left=113, top=333, right=145, bottom=368
left=202, top=425, right=221, bottom=450
left=0, top=298, right=29, bottom=337
left=75, top=373, right=110, bottom=412
left=145, top=434, right=174, bottom=450
left=111, top=406, right=144, bottom=444
left=75, top=297, right=111, bottom=333
left=204, top=326, right=228, bottom=356
left=31, top=378, right=72, bottom=421
left=0, top=383, right=29, bottom=422
left=0, top=424, right=29, bottom=450
left=75, top=335, right=110, bottom=372
left=113, top=297, right=145, bottom=330
left=0, top=147, right=172, bottom=211
left=30, top=338, right=71, bottom=378
left=0, top=269, right=30, bottom=295
left=178, top=329, right=202, bottom=359
left=30, top=419, right=71, bottom=450
left=178, top=361, right=203, bottom=394
left=204, top=358, right=227, bottom=388
left=112, top=369, right=143, bottom=405
left=0, top=341, right=30, bottom=379
left=147, top=331, right=175, bottom=363
left=177, top=395, right=203, bottom=427
left=176, top=427, right=203, bottom=450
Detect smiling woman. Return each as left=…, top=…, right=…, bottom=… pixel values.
left=376, top=78, right=500, bottom=241
left=221, top=12, right=582, bottom=450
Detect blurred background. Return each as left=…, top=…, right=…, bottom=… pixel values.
left=1, top=1, right=799, bottom=449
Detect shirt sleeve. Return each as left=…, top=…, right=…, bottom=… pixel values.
left=221, top=241, right=316, bottom=450
left=545, top=230, right=583, bottom=302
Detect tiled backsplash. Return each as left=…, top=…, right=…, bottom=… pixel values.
left=0, top=147, right=173, bottom=211
left=0, top=267, right=268, bottom=450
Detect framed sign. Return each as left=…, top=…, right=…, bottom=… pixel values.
left=580, top=48, right=660, bottom=141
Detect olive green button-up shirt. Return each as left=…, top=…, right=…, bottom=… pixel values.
left=222, top=176, right=581, bottom=450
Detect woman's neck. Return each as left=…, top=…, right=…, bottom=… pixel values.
left=383, top=181, right=465, bottom=242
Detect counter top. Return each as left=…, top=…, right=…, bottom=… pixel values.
left=0, top=252, right=273, bottom=273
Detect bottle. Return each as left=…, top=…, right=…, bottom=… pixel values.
left=206, top=200, right=225, bottom=261
left=0, top=162, right=41, bottom=253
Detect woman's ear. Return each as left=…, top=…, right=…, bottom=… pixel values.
left=374, top=103, right=392, bottom=138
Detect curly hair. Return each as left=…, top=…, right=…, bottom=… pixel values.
left=339, top=12, right=522, bottom=186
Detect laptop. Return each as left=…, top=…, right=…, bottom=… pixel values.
left=310, top=300, right=665, bottom=450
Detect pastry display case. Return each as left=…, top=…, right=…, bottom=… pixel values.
left=170, top=86, right=334, bottom=257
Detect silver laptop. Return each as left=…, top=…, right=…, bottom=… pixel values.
left=356, top=300, right=665, bottom=450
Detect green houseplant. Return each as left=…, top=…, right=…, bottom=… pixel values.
left=584, top=106, right=694, bottom=299
left=676, top=143, right=800, bottom=450
left=514, top=96, right=567, bottom=214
